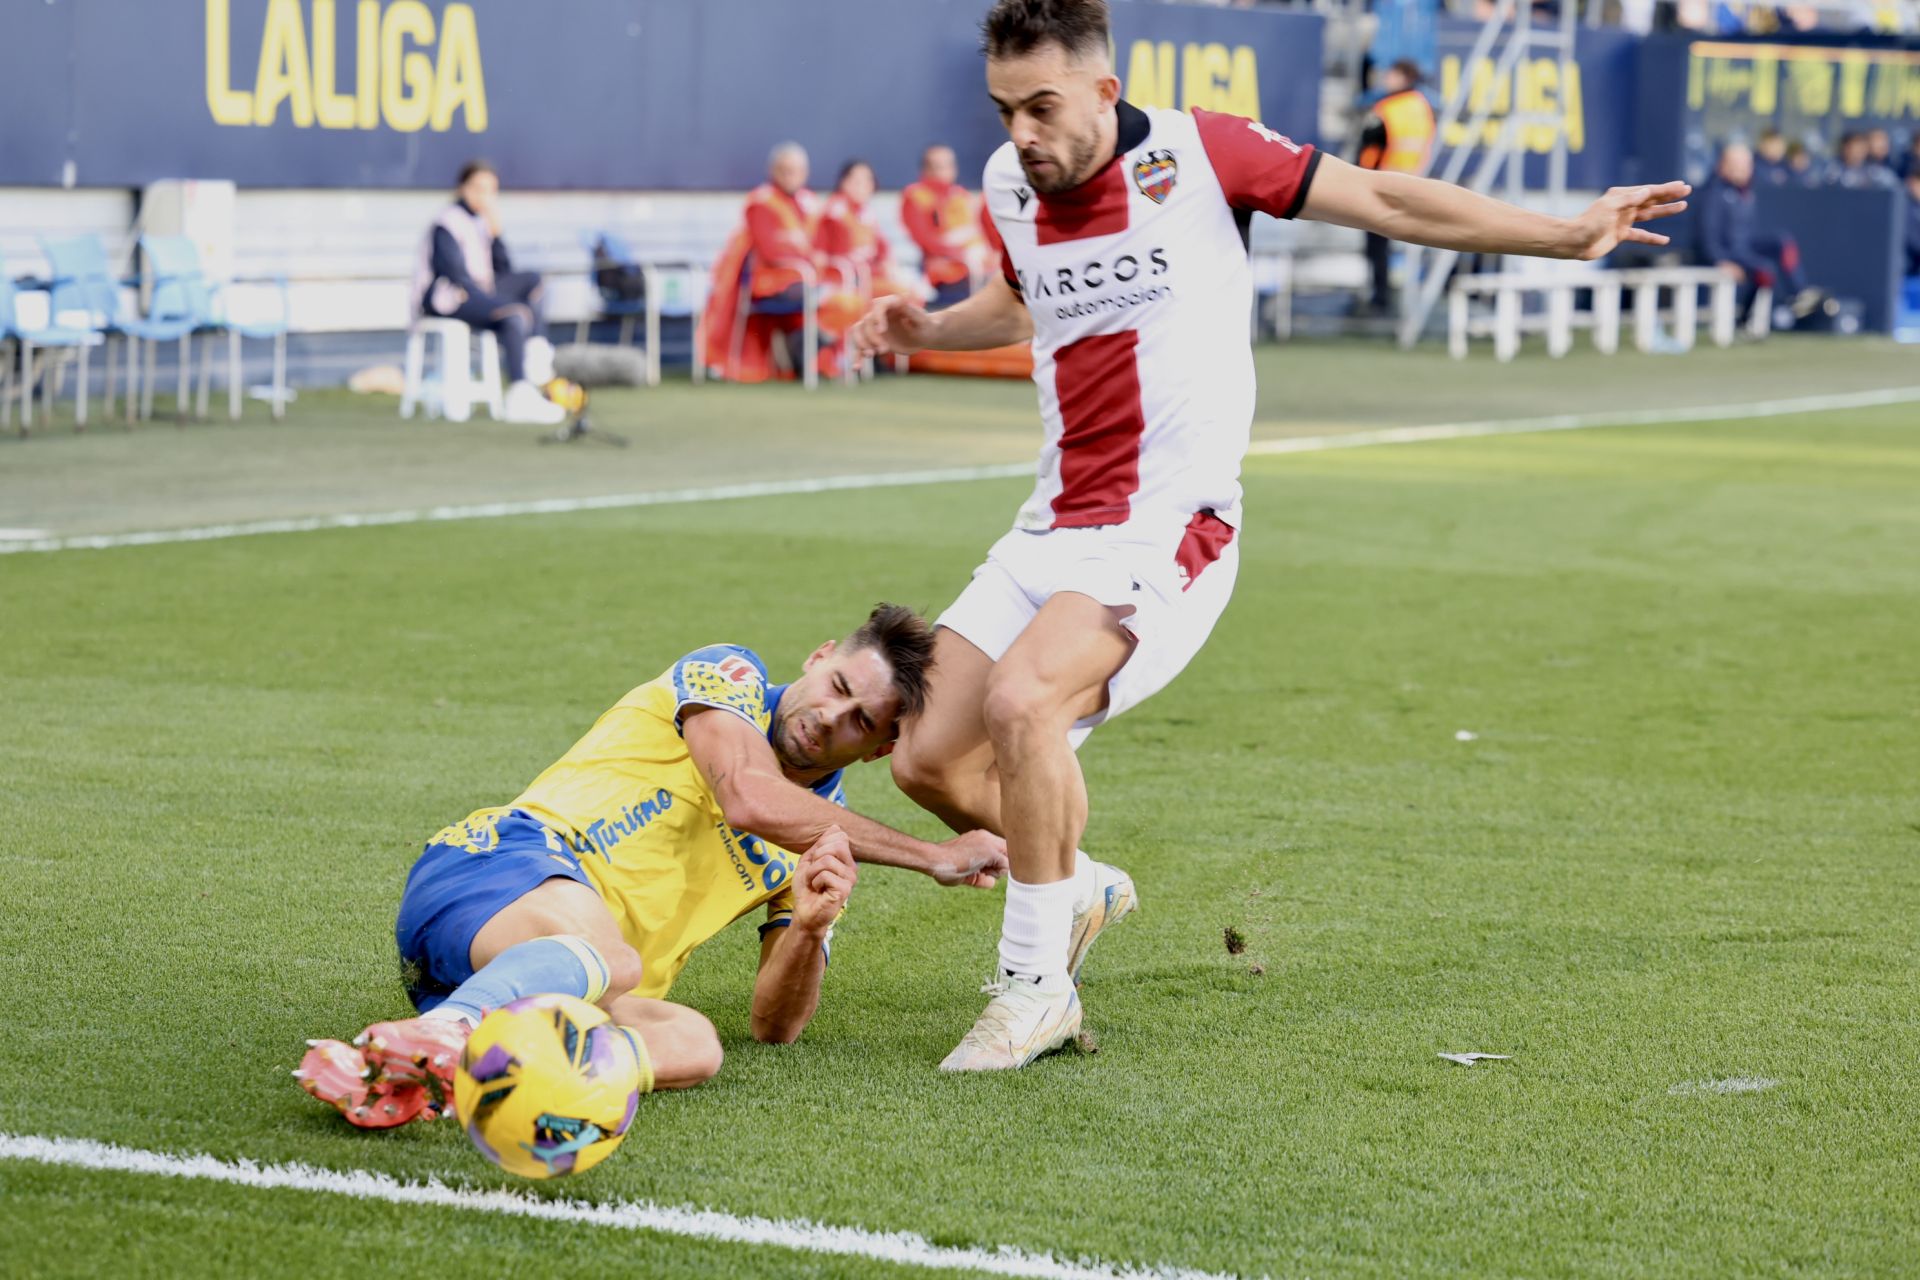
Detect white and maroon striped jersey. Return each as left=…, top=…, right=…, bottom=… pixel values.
left=982, top=102, right=1319, bottom=532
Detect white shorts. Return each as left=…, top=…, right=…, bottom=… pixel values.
left=936, top=511, right=1241, bottom=746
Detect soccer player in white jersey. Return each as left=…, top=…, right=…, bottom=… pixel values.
left=850, top=0, right=1690, bottom=1071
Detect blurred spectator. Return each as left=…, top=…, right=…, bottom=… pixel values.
left=701, top=142, right=834, bottom=382
left=1354, top=59, right=1435, bottom=315
left=1785, top=140, right=1819, bottom=185
left=1906, top=169, right=1920, bottom=277
left=1832, top=131, right=1899, bottom=188
left=1904, top=133, right=1920, bottom=179
left=816, top=160, right=912, bottom=300
left=1867, top=127, right=1894, bottom=169
left=1699, top=143, right=1817, bottom=324
left=901, top=146, right=987, bottom=309
left=814, top=159, right=913, bottom=347
left=1673, top=0, right=1713, bottom=30
left=1754, top=128, right=1791, bottom=184
left=412, top=159, right=564, bottom=424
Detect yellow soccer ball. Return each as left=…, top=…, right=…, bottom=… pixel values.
left=453, top=994, right=643, bottom=1179
left=541, top=377, right=588, bottom=415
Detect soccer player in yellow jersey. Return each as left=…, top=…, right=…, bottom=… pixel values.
left=298, top=605, right=1011, bottom=1129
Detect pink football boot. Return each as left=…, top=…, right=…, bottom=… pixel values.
left=294, top=1038, right=434, bottom=1129
left=355, top=1016, right=472, bottom=1119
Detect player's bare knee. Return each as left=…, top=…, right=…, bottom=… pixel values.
left=981, top=668, right=1060, bottom=746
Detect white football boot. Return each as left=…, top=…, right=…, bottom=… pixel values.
left=938, top=977, right=1082, bottom=1072
left=503, top=379, right=567, bottom=425
left=1067, top=860, right=1137, bottom=986
left=523, top=336, right=557, bottom=385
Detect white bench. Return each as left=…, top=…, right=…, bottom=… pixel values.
left=399, top=317, right=503, bottom=423
left=1449, top=264, right=1770, bottom=361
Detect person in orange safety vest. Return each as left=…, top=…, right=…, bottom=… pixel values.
left=1355, top=59, right=1436, bottom=315
left=816, top=159, right=914, bottom=311
left=702, top=142, right=851, bottom=382
left=900, top=145, right=987, bottom=310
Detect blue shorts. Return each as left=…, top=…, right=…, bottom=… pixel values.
left=394, top=809, right=594, bottom=1012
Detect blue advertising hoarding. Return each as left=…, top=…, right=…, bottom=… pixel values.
left=0, top=0, right=1323, bottom=190
left=1428, top=18, right=1644, bottom=191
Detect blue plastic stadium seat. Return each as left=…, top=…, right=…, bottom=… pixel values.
left=42, top=233, right=195, bottom=424
left=0, top=248, right=102, bottom=431
left=140, top=234, right=290, bottom=421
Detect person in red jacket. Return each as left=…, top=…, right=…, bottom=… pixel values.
left=815, top=159, right=916, bottom=342
left=817, top=160, right=911, bottom=299
left=703, top=142, right=831, bottom=382
left=900, top=145, right=987, bottom=308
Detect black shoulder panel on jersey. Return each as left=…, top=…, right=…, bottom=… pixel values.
left=1114, top=100, right=1151, bottom=157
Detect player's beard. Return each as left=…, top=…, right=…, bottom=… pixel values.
left=1020, top=128, right=1104, bottom=195
left=770, top=703, right=821, bottom=773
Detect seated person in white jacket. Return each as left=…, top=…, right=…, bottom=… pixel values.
left=413, top=159, right=565, bottom=425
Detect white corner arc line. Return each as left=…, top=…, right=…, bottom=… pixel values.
left=0, top=1132, right=1256, bottom=1280
left=4, top=385, right=1915, bottom=558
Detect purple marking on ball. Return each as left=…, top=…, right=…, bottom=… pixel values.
left=465, top=1043, right=516, bottom=1082
left=465, top=1120, right=500, bottom=1165
left=615, top=1088, right=639, bottom=1136
left=584, top=1027, right=623, bottom=1079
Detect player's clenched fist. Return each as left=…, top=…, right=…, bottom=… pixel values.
left=933, top=828, right=1008, bottom=889
left=794, top=825, right=857, bottom=930
left=848, top=294, right=936, bottom=358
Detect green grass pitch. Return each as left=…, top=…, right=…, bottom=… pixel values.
left=1, top=351, right=1916, bottom=1277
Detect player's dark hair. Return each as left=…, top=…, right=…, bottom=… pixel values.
left=980, top=0, right=1109, bottom=62
left=1390, top=58, right=1424, bottom=87
left=846, top=603, right=937, bottom=722
left=837, top=158, right=874, bottom=189
left=456, top=158, right=496, bottom=188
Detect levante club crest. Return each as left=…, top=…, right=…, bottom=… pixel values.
left=1133, top=150, right=1178, bottom=203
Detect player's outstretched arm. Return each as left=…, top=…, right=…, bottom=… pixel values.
left=684, top=707, right=1009, bottom=888
left=1300, top=153, right=1691, bottom=262
left=750, top=828, right=853, bottom=1044
left=847, top=275, right=1032, bottom=358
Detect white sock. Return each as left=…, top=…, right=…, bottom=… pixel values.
left=1071, top=849, right=1097, bottom=903
left=524, top=336, right=556, bottom=384
left=999, top=875, right=1076, bottom=990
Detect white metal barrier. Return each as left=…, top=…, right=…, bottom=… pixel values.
left=1449, top=265, right=1771, bottom=361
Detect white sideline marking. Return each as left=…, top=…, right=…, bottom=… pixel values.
left=1667, top=1077, right=1780, bottom=1097
left=1245, top=385, right=1920, bottom=457
left=4, top=385, right=1915, bottom=557
left=0, top=464, right=1035, bottom=557
left=0, top=1132, right=1253, bottom=1280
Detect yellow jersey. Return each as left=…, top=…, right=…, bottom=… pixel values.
left=429, top=646, right=844, bottom=998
